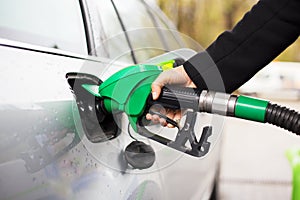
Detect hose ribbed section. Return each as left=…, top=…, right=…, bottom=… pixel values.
left=265, top=103, right=300, bottom=135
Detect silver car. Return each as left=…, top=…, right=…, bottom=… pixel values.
left=0, top=0, right=222, bottom=199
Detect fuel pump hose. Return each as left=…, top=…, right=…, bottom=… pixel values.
left=150, top=87, right=300, bottom=135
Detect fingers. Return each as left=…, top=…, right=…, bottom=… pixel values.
left=146, top=107, right=182, bottom=128
left=151, top=83, right=162, bottom=100
left=146, top=112, right=168, bottom=126
left=151, top=69, right=169, bottom=100
left=174, top=111, right=182, bottom=123
left=151, top=66, right=195, bottom=100
left=151, top=67, right=178, bottom=100
left=147, top=66, right=193, bottom=127
left=166, top=110, right=182, bottom=128
left=145, top=113, right=161, bottom=124
left=165, top=109, right=175, bottom=128
left=145, top=105, right=166, bottom=124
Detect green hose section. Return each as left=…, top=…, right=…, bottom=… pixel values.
left=234, top=95, right=269, bottom=122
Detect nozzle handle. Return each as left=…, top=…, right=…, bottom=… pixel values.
left=137, top=111, right=212, bottom=157
left=147, top=86, right=201, bottom=111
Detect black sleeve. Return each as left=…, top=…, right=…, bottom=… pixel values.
left=183, top=0, right=300, bottom=93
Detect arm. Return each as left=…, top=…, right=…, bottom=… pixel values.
left=184, top=0, right=300, bottom=93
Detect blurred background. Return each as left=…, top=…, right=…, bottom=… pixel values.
left=157, top=0, right=300, bottom=199
left=157, top=0, right=300, bottom=62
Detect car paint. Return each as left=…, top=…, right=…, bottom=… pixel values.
left=0, top=1, right=221, bottom=199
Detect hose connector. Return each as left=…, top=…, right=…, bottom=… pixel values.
left=199, top=90, right=237, bottom=117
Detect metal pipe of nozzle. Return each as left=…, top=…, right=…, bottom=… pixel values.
left=199, top=90, right=237, bottom=117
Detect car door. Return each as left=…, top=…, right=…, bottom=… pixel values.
left=0, top=0, right=167, bottom=199
left=0, top=0, right=129, bottom=200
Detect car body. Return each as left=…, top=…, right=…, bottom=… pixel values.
left=0, top=0, right=222, bottom=199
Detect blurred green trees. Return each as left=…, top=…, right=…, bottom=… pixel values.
left=158, top=0, right=300, bottom=62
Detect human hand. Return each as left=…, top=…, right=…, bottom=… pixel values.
left=146, top=66, right=195, bottom=127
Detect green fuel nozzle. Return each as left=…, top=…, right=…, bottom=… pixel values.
left=66, top=60, right=299, bottom=159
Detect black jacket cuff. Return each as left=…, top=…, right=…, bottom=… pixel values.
left=183, top=51, right=226, bottom=92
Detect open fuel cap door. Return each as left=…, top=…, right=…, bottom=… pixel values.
left=66, top=72, right=121, bottom=143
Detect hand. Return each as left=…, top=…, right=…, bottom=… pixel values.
left=146, top=66, right=195, bottom=127
left=146, top=105, right=182, bottom=128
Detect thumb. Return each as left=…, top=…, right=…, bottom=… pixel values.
left=151, top=83, right=162, bottom=100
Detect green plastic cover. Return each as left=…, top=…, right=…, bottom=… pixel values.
left=98, top=64, right=162, bottom=131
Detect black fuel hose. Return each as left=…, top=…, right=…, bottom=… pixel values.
left=265, top=103, right=300, bottom=135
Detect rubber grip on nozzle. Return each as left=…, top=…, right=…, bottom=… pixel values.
left=147, top=86, right=201, bottom=111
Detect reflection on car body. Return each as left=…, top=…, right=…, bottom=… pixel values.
left=0, top=0, right=221, bottom=199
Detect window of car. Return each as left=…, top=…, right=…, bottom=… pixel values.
left=0, top=0, right=88, bottom=55
left=113, top=0, right=184, bottom=63
left=93, top=0, right=134, bottom=63
left=95, top=0, right=185, bottom=64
